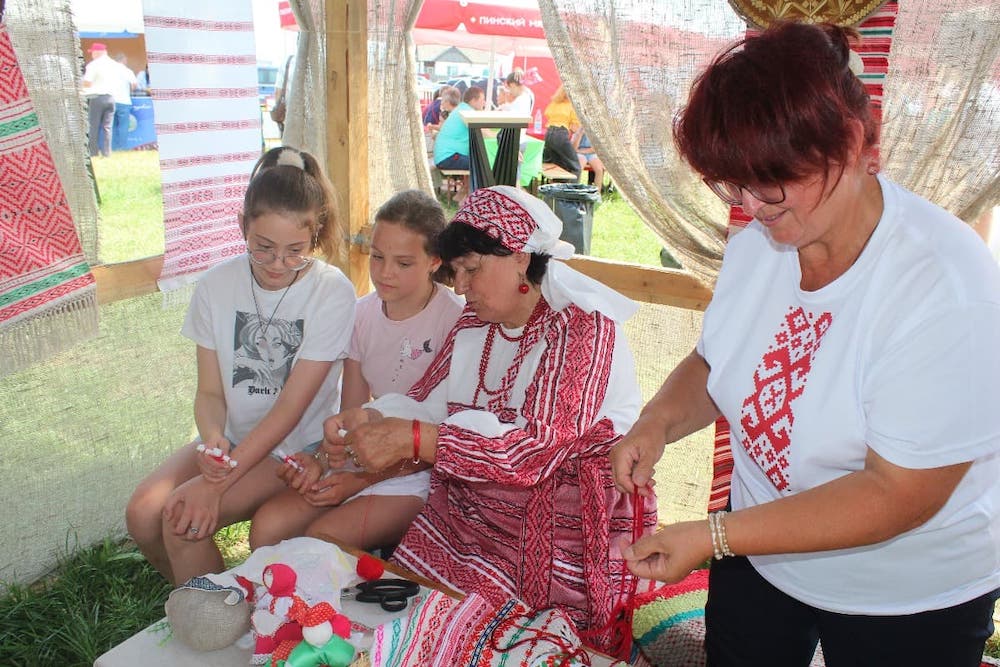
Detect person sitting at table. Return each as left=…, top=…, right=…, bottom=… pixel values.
left=542, top=85, right=582, bottom=178
left=422, top=85, right=459, bottom=133
left=575, top=129, right=606, bottom=192
left=320, top=185, right=657, bottom=660
left=433, top=86, right=487, bottom=204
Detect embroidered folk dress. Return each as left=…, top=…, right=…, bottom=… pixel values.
left=369, top=297, right=657, bottom=657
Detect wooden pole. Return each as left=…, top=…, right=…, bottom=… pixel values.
left=327, top=0, right=370, bottom=295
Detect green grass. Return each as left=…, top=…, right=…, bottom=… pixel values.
left=92, top=151, right=164, bottom=264
left=0, top=529, right=251, bottom=666
left=590, top=191, right=665, bottom=267
left=0, top=538, right=170, bottom=666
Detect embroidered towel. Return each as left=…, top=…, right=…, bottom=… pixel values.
left=141, top=0, right=261, bottom=292
left=0, top=22, right=97, bottom=377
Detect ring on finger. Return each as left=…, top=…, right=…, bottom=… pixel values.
left=189, top=527, right=199, bottom=534
left=345, top=446, right=355, bottom=456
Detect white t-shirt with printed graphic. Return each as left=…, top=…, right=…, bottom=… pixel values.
left=182, top=256, right=356, bottom=453
left=698, top=175, right=1000, bottom=615
left=348, top=286, right=464, bottom=397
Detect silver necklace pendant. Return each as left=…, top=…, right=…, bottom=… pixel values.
left=249, top=265, right=297, bottom=337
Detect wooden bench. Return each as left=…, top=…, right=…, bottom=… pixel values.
left=437, top=168, right=469, bottom=204
left=540, top=162, right=579, bottom=183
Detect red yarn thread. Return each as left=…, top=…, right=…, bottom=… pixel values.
left=579, top=487, right=644, bottom=660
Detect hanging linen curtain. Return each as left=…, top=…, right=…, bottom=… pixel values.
left=288, top=0, right=429, bottom=219
left=367, top=0, right=433, bottom=207
left=284, top=0, right=328, bottom=168
left=0, top=19, right=97, bottom=378
left=538, top=0, right=745, bottom=286
left=142, top=0, right=262, bottom=292
left=879, top=0, right=1000, bottom=223
left=539, top=0, right=1000, bottom=287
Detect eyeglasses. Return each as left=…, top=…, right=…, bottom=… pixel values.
left=247, top=247, right=313, bottom=271
left=703, top=178, right=786, bottom=207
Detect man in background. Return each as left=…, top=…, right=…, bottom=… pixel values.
left=110, top=54, right=138, bottom=151
left=433, top=86, right=487, bottom=204
left=82, top=43, right=115, bottom=157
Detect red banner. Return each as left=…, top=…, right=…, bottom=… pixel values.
left=279, top=0, right=545, bottom=39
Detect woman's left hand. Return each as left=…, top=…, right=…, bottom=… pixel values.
left=620, top=519, right=714, bottom=584
left=163, top=477, right=224, bottom=542
left=344, top=417, right=411, bottom=473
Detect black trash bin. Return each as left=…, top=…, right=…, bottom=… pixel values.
left=538, top=183, right=601, bottom=255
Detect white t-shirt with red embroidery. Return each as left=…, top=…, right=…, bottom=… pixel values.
left=698, top=175, right=1000, bottom=615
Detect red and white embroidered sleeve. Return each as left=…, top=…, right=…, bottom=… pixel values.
left=436, top=307, right=618, bottom=485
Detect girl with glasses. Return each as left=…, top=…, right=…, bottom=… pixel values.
left=126, top=147, right=356, bottom=586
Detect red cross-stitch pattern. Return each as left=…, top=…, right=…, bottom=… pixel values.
left=451, top=188, right=537, bottom=252
left=739, top=306, right=832, bottom=491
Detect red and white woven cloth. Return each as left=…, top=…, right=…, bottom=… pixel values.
left=141, top=0, right=262, bottom=292
left=0, top=22, right=97, bottom=377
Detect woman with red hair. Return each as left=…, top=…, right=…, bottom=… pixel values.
left=612, top=21, right=1000, bottom=666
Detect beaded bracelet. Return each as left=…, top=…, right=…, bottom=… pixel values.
left=708, top=513, right=722, bottom=560
left=709, top=511, right=735, bottom=560
left=411, top=419, right=421, bottom=464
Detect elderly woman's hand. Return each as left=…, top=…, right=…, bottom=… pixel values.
left=620, top=520, right=714, bottom=583
left=321, top=408, right=382, bottom=468
left=610, top=415, right=665, bottom=497
left=344, top=417, right=413, bottom=473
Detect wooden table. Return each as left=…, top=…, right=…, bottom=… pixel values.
left=459, top=110, right=531, bottom=191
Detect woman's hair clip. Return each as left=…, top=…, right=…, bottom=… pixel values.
left=847, top=49, right=865, bottom=78
left=276, top=147, right=306, bottom=170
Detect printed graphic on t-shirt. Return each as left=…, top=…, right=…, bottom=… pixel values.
left=739, top=306, right=832, bottom=492
left=232, top=311, right=304, bottom=394
left=393, top=337, right=433, bottom=384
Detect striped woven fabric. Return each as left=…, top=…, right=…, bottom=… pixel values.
left=708, top=2, right=900, bottom=512
left=370, top=592, right=599, bottom=666
left=632, top=569, right=709, bottom=665
left=141, top=0, right=262, bottom=292
left=0, top=22, right=96, bottom=377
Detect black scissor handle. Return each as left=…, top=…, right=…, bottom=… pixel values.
left=355, top=578, right=420, bottom=612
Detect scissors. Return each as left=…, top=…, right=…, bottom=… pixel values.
left=353, top=578, right=420, bottom=612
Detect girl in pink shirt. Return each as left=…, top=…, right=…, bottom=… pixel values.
left=250, top=190, right=463, bottom=552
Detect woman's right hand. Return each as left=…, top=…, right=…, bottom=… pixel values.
left=321, top=408, right=381, bottom=468
left=196, top=436, right=235, bottom=483
left=611, top=416, right=665, bottom=497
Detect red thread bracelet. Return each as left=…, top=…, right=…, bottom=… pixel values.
left=411, top=419, right=421, bottom=464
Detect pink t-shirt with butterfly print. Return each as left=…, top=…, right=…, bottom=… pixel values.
left=348, top=286, right=464, bottom=398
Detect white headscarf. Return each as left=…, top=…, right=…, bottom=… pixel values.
left=450, top=185, right=638, bottom=322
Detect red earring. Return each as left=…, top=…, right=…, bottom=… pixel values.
left=518, top=283, right=530, bottom=294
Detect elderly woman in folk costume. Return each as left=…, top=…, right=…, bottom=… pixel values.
left=322, top=185, right=657, bottom=659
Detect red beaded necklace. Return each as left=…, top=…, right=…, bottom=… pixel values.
left=473, top=298, right=548, bottom=415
